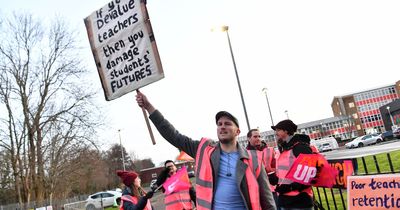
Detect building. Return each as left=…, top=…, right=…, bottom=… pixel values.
left=237, top=80, right=400, bottom=147
left=140, top=161, right=195, bottom=184
left=379, top=99, right=400, bottom=131
left=331, top=80, right=400, bottom=135
left=238, top=115, right=358, bottom=146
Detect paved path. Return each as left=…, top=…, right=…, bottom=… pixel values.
left=150, top=191, right=166, bottom=210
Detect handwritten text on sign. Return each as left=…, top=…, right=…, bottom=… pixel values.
left=85, top=0, right=164, bottom=101
left=347, top=174, right=400, bottom=210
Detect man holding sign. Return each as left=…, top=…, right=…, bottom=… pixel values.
left=136, top=91, right=276, bottom=210
left=268, top=120, right=314, bottom=210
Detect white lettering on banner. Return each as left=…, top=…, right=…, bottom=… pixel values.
left=293, top=164, right=317, bottom=183
left=168, top=180, right=178, bottom=192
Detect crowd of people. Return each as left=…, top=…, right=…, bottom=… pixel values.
left=115, top=90, right=321, bottom=210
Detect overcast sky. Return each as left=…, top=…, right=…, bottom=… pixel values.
left=2, top=0, right=400, bottom=165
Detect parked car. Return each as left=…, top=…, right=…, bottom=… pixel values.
left=320, top=142, right=333, bottom=152
left=310, top=137, right=339, bottom=152
left=85, top=190, right=122, bottom=210
left=393, top=127, right=400, bottom=139
left=380, top=130, right=393, bottom=141
left=345, top=134, right=382, bottom=149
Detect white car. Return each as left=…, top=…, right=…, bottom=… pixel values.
left=345, top=134, right=382, bottom=149
left=320, top=143, right=333, bottom=152
left=85, top=190, right=122, bottom=210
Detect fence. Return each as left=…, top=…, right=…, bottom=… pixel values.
left=0, top=195, right=87, bottom=210
left=313, top=145, right=400, bottom=210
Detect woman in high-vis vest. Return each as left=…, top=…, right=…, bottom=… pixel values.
left=270, top=120, right=314, bottom=210
left=116, top=170, right=154, bottom=210
left=136, top=91, right=276, bottom=210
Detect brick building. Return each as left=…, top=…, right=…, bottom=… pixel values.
left=238, top=80, right=400, bottom=146
left=140, top=161, right=195, bottom=184
left=331, top=80, right=400, bottom=135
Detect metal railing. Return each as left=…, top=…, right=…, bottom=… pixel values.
left=313, top=147, right=400, bottom=210
left=0, top=195, right=87, bottom=210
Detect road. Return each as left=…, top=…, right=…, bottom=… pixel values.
left=323, top=138, right=400, bottom=160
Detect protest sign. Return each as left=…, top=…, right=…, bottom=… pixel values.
left=176, top=151, right=194, bottom=161
left=163, top=166, right=191, bottom=195
left=84, top=0, right=164, bottom=101
left=285, top=153, right=338, bottom=188
left=347, top=174, right=400, bottom=210
left=327, top=159, right=355, bottom=189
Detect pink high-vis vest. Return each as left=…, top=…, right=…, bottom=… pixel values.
left=276, top=149, right=312, bottom=196
left=120, top=194, right=151, bottom=210
left=164, top=189, right=193, bottom=210
left=195, top=138, right=262, bottom=210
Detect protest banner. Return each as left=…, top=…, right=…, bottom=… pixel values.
left=84, top=0, right=164, bottom=101
left=327, top=159, right=355, bottom=189
left=347, top=174, right=400, bottom=210
left=285, top=153, right=338, bottom=188
left=163, top=166, right=191, bottom=195
left=84, top=0, right=164, bottom=144
left=176, top=151, right=194, bottom=161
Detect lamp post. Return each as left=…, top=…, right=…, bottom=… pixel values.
left=118, top=129, right=126, bottom=170
left=262, top=88, right=274, bottom=126
left=387, top=106, right=395, bottom=128
left=218, top=25, right=251, bottom=130
left=284, top=110, right=289, bottom=119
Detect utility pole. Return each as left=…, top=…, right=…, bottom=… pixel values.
left=118, top=129, right=126, bottom=170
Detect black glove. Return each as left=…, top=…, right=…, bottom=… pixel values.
left=150, top=184, right=158, bottom=191
left=145, top=190, right=154, bottom=199
left=268, top=172, right=279, bottom=186
left=275, top=184, right=292, bottom=194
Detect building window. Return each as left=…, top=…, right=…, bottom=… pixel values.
left=348, top=102, right=354, bottom=108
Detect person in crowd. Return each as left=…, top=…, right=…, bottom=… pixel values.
left=268, top=119, right=314, bottom=210
left=117, top=170, right=154, bottom=210
left=295, top=133, right=319, bottom=154
left=136, top=90, right=276, bottom=210
left=246, top=128, right=276, bottom=173
left=153, top=160, right=196, bottom=209
left=246, top=128, right=279, bottom=209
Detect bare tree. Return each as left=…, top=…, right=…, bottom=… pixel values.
left=104, top=144, right=135, bottom=188
left=0, top=13, right=103, bottom=205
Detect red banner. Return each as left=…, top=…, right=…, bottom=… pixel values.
left=328, top=159, right=355, bottom=189
left=285, top=154, right=338, bottom=188
left=162, top=166, right=191, bottom=195
left=176, top=151, right=194, bottom=161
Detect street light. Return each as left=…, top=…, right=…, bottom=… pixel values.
left=214, top=25, right=250, bottom=130
left=118, top=129, right=126, bottom=170
left=284, top=110, right=289, bottom=119
left=387, top=106, right=395, bottom=128
left=262, top=88, right=274, bottom=126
